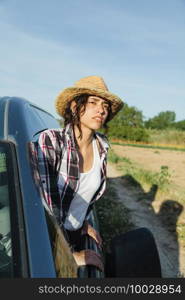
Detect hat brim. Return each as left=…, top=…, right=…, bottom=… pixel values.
left=55, top=87, right=124, bottom=121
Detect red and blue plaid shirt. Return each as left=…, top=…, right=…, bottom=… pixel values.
left=30, top=124, right=109, bottom=227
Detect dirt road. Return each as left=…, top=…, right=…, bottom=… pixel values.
left=112, top=144, right=185, bottom=188
left=107, top=162, right=185, bottom=278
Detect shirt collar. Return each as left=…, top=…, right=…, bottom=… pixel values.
left=95, top=132, right=109, bottom=155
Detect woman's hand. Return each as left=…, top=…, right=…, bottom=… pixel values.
left=73, top=249, right=104, bottom=272
left=82, top=221, right=102, bottom=249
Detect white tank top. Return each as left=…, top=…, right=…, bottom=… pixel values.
left=64, top=138, right=101, bottom=231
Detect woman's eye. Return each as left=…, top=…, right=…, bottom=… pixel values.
left=88, top=101, right=109, bottom=110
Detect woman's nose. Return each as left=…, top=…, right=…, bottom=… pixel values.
left=97, top=104, right=105, bottom=114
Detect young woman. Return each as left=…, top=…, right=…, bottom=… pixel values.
left=37, top=76, right=123, bottom=272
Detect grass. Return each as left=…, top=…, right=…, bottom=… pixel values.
left=108, top=149, right=132, bottom=164
left=109, top=128, right=185, bottom=151
left=110, top=140, right=185, bottom=152
left=147, top=128, right=185, bottom=146
left=108, top=149, right=172, bottom=192
left=95, top=179, right=133, bottom=253
left=108, top=147, right=185, bottom=204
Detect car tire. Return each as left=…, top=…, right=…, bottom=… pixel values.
left=105, top=227, right=162, bottom=277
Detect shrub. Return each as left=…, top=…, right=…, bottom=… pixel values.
left=107, top=126, right=149, bottom=142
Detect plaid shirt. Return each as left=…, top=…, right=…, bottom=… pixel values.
left=30, top=123, right=109, bottom=227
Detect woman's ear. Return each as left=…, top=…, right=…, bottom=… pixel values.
left=70, top=101, right=76, bottom=113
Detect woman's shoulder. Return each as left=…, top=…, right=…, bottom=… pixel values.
left=38, top=128, right=66, bottom=143
left=40, top=127, right=65, bottom=136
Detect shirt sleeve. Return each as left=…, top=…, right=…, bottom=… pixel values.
left=37, top=130, right=61, bottom=219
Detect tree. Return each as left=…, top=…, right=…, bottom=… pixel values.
left=145, top=111, right=176, bottom=130
left=173, top=120, right=185, bottom=130
left=109, top=103, right=145, bottom=128
left=107, top=103, right=149, bottom=142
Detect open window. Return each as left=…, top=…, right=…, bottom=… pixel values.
left=0, top=143, right=12, bottom=277
left=0, top=141, right=27, bottom=278
left=45, top=212, right=78, bottom=278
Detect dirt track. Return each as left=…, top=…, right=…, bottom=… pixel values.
left=112, top=144, right=185, bottom=188
left=107, top=162, right=185, bottom=278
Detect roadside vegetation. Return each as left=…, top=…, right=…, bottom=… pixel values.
left=107, top=147, right=185, bottom=249
left=110, top=139, right=185, bottom=152
left=146, top=129, right=185, bottom=146
left=95, top=179, right=133, bottom=253
left=108, top=149, right=172, bottom=191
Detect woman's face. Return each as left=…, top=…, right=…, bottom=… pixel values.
left=79, top=96, right=109, bottom=131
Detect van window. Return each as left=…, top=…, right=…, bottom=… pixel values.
left=0, top=145, right=12, bottom=277
left=31, top=106, right=60, bottom=129
left=0, top=142, right=27, bottom=278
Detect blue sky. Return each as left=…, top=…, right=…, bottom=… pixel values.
left=0, top=0, right=185, bottom=121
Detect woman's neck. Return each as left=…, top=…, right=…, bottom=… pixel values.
left=73, top=125, right=94, bottom=151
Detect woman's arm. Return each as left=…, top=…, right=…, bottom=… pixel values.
left=37, top=130, right=61, bottom=215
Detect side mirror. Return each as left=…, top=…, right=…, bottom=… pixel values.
left=105, top=227, right=162, bottom=277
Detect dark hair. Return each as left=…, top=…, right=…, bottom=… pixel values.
left=63, top=94, right=111, bottom=139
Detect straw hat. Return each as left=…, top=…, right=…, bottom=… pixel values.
left=55, top=75, right=124, bottom=120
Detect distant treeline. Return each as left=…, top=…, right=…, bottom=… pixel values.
left=105, top=103, right=185, bottom=142
left=57, top=103, right=185, bottom=143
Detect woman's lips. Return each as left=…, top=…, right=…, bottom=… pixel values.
left=93, top=116, right=104, bottom=122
